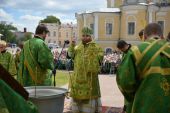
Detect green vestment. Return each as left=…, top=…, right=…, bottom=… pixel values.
left=117, top=38, right=170, bottom=113
left=68, top=41, right=103, bottom=100
left=0, top=79, right=38, bottom=113
left=0, top=51, right=17, bottom=76
left=18, top=36, right=54, bottom=86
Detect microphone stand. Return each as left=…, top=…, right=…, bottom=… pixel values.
left=53, top=41, right=69, bottom=86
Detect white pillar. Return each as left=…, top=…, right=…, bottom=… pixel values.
left=148, top=6, right=153, bottom=23
left=149, top=10, right=152, bottom=23
left=83, top=14, right=87, bottom=27
left=94, top=14, right=98, bottom=40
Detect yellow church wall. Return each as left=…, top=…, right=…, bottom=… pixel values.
left=156, top=8, right=170, bottom=37
left=121, top=8, right=147, bottom=41
left=165, top=11, right=170, bottom=37
left=135, top=10, right=147, bottom=40
left=120, top=11, right=126, bottom=39
left=97, top=13, right=120, bottom=41
left=85, top=14, right=94, bottom=26
left=98, top=14, right=107, bottom=39
left=77, top=15, right=84, bottom=40
left=97, top=42, right=117, bottom=51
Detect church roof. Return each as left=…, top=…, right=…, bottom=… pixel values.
left=77, top=8, right=120, bottom=14
left=123, top=0, right=170, bottom=6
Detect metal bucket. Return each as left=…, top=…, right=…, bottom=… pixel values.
left=25, top=86, right=68, bottom=113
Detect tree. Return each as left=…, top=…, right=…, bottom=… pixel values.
left=0, top=22, right=17, bottom=43
left=40, top=15, right=61, bottom=25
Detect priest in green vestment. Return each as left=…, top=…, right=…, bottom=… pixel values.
left=18, top=24, right=54, bottom=86
left=117, top=23, right=170, bottom=113
left=68, top=27, right=103, bottom=113
left=117, top=40, right=132, bottom=113
left=0, top=40, right=17, bottom=77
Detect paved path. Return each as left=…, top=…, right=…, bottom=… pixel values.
left=99, top=75, right=124, bottom=107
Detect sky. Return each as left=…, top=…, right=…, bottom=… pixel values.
left=0, top=0, right=106, bottom=33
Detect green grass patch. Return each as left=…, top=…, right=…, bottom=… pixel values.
left=52, top=70, right=70, bottom=86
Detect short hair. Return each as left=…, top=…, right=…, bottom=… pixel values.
left=35, top=24, right=49, bottom=35
left=117, top=40, right=128, bottom=49
left=144, top=23, right=163, bottom=38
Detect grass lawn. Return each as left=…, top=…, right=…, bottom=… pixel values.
left=52, top=70, right=70, bottom=87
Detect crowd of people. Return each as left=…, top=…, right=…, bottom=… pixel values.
left=51, top=48, right=122, bottom=74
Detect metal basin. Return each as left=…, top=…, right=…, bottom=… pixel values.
left=25, top=86, right=68, bottom=113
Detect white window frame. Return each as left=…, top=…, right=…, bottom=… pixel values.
left=104, top=18, right=114, bottom=38
left=127, top=22, right=135, bottom=35
left=105, top=18, right=114, bottom=36
left=106, top=23, right=113, bottom=35
left=126, top=15, right=136, bottom=37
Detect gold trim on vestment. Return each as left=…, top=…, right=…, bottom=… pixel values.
left=143, top=67, right=170, bottom=78
left=160, top=78, right=170, bottom=96
left=24, top=58, right=45, bottom=84
left=162, top=44, right=170, bottom=58
left=162, top=51, right=170, bottom=58
left=141, top=43, right=169, bottom=78
left=143, top=42, right=151, bottom=44
left=24, top=41, right=46, bottom=84
left=24, top=60, right=38, bottom=83
left=130, top=46, right=142, bottom=65
left=136, top=39, right=160, bottom=65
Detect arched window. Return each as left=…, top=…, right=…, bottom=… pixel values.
left=127, top=15, right=136, bottom=35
